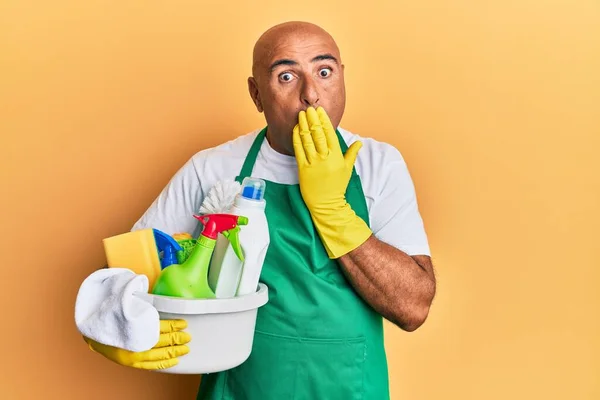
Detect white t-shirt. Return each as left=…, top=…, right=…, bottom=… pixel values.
left=132, top=127, right=430, bottom=257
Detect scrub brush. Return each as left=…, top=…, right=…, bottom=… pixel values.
left=198, top=179, right=242, bottom=214
left=174, top=180, right=243, bottom=263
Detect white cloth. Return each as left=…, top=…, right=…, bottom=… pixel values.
left=75, top=268, right=160, bottom=352
left=132, top=127, right=431, bottom=256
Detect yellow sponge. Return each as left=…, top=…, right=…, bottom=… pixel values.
left=102, top=229, right=162, bottom=292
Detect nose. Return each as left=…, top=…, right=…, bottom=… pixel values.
left=300, top=77, right=320, bottom=107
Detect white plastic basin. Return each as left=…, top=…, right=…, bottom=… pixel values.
left=135, top=283, right=268, bottom=374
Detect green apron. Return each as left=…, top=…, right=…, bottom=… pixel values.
left=197, top=127, right=390, bottom=400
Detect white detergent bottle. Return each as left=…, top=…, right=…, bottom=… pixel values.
left=208, top=177, right=270, bottom=298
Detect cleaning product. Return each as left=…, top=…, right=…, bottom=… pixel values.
left=172, top=233, right=197, bottom=263
left=102, top=229, right=162, bottom=292
left=152, top=229, right=183, bottom=269
left=208, top=177, right=270, bottom=298
left=151, top=214, right=247, bottom=299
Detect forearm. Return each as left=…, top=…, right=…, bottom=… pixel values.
left=338, top=235, right=436, bottom=331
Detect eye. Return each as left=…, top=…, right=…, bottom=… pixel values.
left=279, top=72, right=294, bottom=82
left=319, top=68, right=332, bottom=78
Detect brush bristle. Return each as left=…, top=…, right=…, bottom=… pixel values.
left=198, top=180, right=242, bottom=214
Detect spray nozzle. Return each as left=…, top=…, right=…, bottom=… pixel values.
left=193, top=213, right=247, bottom=262
left=221, top=226, right=244, bottom=262
left=193, top=213, right=248, bottom=239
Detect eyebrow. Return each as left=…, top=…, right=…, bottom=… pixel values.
left=269, top=53, right=339, bottom=72
left=269, top=59, right=297, bottom=71
left=311, top=54, right=339, bottom=64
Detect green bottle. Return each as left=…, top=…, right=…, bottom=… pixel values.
left=151, top=214, right=247, bottom=299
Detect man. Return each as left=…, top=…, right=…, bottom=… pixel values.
left=86, top=21, right=436, bottom=399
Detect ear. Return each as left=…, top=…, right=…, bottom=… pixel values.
left=248, top=77, right=263, bottom=113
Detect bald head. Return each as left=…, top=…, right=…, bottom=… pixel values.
left=247, top=21, right=346, bottom=156
left=252, top=21, right=341, bottom=78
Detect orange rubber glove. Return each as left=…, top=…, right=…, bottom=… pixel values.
left=293, top=106, right=372, bottom=258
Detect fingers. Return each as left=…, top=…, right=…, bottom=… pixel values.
left=296, top=107, right=343, bottom=163
left=154, top=331, right=192, bottom=348
left=344, top=141, right=363, bottom=169
left=298, top=109, right=310, bottom=133
left=144, top=344, right=190, bottom=362
left=159, top=319, right=187, bottom=333
left=306, top=107, right=328, bottom=156
left=133, top=358, right=180, bottom=370
left=298, top=110, right=317, bottom=163
left=84, top=330, right=190, bottom=371
left=293, top=124, right=307, bottom=166
left=316, top=106, right=341, bottom=154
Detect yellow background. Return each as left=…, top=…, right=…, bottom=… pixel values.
left=1, top=1, right=598, bottom=399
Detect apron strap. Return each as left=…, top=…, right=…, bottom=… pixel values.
left=237, top=127, right=268, bottom=182
left=237, top=126, right=358, bottom=181
left=335, top=130, right=361, bottom=181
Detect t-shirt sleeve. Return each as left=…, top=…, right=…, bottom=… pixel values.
left=130, top=156, right=205, bottom=237
left=369, top=147, right=431, bottom=257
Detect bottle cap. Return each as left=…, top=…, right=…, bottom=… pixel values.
left=240, top=177, right=266, bottom=201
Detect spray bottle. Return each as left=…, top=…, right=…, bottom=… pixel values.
left=208, top=177, right=270, bottom=298
left=151, top=214, right=247, bottom=299
left=152, top=229, right=183, bottom=268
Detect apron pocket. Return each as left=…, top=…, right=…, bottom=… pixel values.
left=222, top=330, right=366, bottom=400
left=222, top=330, right=299, bottom=400
left=295, top=334, right=366, bottom=400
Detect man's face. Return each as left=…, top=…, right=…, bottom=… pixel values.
left=249, top=29, right=346, bottom=155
